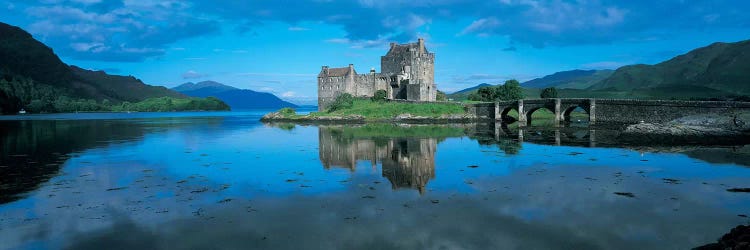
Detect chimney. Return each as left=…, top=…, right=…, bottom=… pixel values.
left=370, top=67, right=376, bottom=74
left=418, top=38, right=424, bottom=53
left=390, top=42, right=396, bottom=48
left=322, top=66, right=329, bottom=74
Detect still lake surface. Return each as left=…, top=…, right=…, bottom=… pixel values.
left=0, top=110, right=749, bottom=249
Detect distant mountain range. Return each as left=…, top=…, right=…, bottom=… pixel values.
left=523, top=69, right=614, bottom=89
left=449, top=39, right=750, bottom=100
left=448, top=70, right=612, bottom=100
left=172, top=81, right=298, bottom=109
left=0, top=22, right=228, bottom=114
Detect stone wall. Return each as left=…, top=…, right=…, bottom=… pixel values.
left=406, top=84, right=421, bottom=101
left=594, top=99, right=750, bottom=124
left=318, top=75, right=351, bottom=111
left=465, top=102, right=495, bottom=120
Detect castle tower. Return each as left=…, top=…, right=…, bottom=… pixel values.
left=380, top=38, right=436, bottom=101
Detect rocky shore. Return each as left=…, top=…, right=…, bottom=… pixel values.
left=695, top=224, right=750, bottom=250
left=619, top=113, right=750, bottom=144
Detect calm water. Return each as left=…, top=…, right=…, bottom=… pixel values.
left=1, top=111, right=749, bottom=249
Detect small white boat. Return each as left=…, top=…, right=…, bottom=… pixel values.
left=18, top=109, right=26, bottom=114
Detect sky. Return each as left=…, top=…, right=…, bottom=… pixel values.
left=1, top=0, right=750, bottom=105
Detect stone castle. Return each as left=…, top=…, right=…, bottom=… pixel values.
left=317, top=38, right=436, bottom=111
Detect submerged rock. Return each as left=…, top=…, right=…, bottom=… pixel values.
left=695, top=224, right=750, bottom=250
left=727, top=188, right=750, bottom=193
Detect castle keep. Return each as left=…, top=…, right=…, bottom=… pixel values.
left=317, top=38, right=436, bottom=111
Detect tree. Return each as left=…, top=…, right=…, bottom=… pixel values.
left=371, top=89, right=387, bottom=102
left=496, top=79, right=524, bottom=101
left=540, top=87, right=558, bottom=98
left=469, top=86, right=496, bottom=102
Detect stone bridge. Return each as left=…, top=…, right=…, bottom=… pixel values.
left=466, top=98, right=750, bottom=126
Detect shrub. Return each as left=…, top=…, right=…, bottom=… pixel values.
left=436, top=90, right=447, bottom=101
left=279, top=107, right=296, bottom=116
left=328, top=93, right=354, bottom=112
left=540, top=87, right=558, bottom=98
left=371, top=89, right=387, bottom=102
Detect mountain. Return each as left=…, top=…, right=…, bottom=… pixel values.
left=591, top=40, right=750, bottom=95
left=447, top=70, right=613, bottom=100
left=70, top=66, right=184, bottom=102
left=0, top=22, right=227, bottom=114
left=173, top=81, right=298, bottom=109
left=172, top=81, right=237, bottom=93
left=446, top=83, right=492, bottom=100
left=523, top=69, right=613, bottom=89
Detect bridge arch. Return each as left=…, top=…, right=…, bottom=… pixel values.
left=561, top=105, right=590, bottom=123
left=524, top=106, right=556, bottom=126
left=500, top=106, right=518, bottom=120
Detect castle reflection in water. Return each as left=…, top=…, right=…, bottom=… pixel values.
left=314, top=123, right=607, bottom=194
left=318, top=127, right=437, bottom=194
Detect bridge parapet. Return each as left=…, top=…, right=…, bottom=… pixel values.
left=465, top=98, right=750, bottom=126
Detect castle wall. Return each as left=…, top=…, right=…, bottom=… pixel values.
left=318, top=75, right=350, bottom=111
left=352, top=74, right=386, bottom=97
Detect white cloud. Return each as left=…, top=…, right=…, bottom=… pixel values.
left=182, top=70, right=205, bottom=79
left=581, top=61, right=629, bottom=70
left=288, top=26, right=310, bottom=31
left=281, top=91, right=296, bottom=98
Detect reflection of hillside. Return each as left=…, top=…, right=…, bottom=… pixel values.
left=319, top=125, right=453, bottom=193
left=0, top=117, right=227, bottom=204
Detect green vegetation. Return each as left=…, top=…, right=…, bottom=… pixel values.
left=328, top=93, right=355, bottom=112
left=278, top=107, right=296, bottom=116
left=468, top=79, right=525, bottom=102
left=436, top=90, right=447, bottom=101
left=325, top=99, right=464, bottom=118
left=111, top=97, right=230, bottom=112
left=540, top=87, right=558, bottom=98
left=371, top=90, right=387, bottom=102
left=270, top=98, right=465, bottom=120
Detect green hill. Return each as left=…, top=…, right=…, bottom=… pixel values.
left=447, top=70, right=612, bottom=101
left=524, top=69, right=613, bottom=89
left=591, top=40, right=750, bottom=95
left=0, top=22, right=227, bottom=114
left=447, top=83, right=492, bottom=100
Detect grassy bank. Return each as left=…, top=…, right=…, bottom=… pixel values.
left=266, top=97, right=588, bottom=125
left=270, top=99, right=466, bottom=120
left=324, top=99, right=464, bottom=118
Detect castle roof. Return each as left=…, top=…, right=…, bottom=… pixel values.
left=319, top=66, right=355, bottom=78
left=327, top=67, right=352, bottom=77
left=385, top=41, right=429, bottom=57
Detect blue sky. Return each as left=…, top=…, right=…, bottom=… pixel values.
left=2, top=0, right=750, bottom=105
